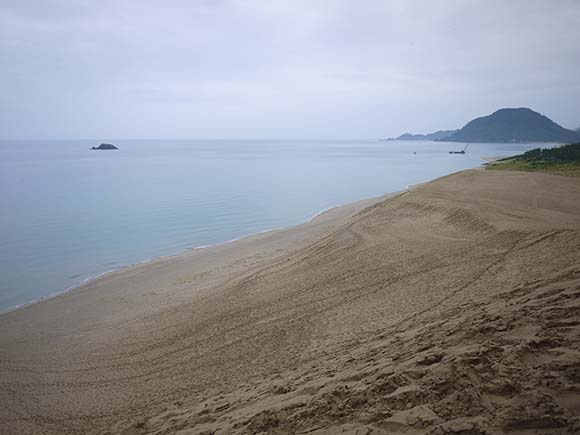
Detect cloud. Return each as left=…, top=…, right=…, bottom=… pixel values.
left=1, top=0, right=579, bottom=138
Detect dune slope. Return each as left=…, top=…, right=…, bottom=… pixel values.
left=1, top=169, right=580, bottom=435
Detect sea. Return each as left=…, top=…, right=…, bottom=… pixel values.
left=0, top=139, right=542, bottom=312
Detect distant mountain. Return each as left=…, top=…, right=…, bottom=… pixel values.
left=575, top=127, right=580, bottom=132
left=389, top=129, right=457, bottom=141
left=443, top=108, right=580, bottom=143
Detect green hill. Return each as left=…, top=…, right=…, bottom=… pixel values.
left=444, top=108, right=580, bottom=143
left=520, top=142, right=580, bottom=162
left=489, top=142, right=580, bottom=176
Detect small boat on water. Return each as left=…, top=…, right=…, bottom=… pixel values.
left=450, top=144, right=469, bottom=154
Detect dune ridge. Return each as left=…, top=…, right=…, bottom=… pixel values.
left=1, top=169, right=579, bottom=435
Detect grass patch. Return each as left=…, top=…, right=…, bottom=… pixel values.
left=487, top=142, right=580, bottom=177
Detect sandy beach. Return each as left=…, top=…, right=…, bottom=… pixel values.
left=1, top=168, right=580, bottom=435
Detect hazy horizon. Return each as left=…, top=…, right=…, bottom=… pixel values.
left=1, top=0, right=579, bottom=140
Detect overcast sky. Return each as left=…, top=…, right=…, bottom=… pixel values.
left=1, top=0, right=579, bottom=139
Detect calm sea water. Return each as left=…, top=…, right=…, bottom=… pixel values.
left=0, top=139, right=540, bottom=311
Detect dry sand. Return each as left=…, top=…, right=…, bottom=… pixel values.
left=1, top=169, right=580, bottom=435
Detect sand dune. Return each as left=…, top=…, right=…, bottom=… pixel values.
left=1, top=169, right=580, bottom=435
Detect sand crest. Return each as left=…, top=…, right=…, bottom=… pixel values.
left=1, top=169, right=580, bottom=435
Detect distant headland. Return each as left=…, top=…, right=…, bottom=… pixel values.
left=388, top=108, right=580, bottom=143
left=388, top=130, right=457, bottom=141
left=91, top=143, right=118, bottom=150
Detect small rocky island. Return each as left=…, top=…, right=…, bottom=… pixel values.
left=91, top=143, right=118, bottom=150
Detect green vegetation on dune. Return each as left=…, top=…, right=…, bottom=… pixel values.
left=489, top=159, right=580, bottom=175
left=488, top=142, right=580, bottom=176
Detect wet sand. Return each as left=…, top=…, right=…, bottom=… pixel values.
left=1, top=169, right=580, bottom=435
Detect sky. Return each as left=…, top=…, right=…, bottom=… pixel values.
left=1, top=0, right=579, bottom=140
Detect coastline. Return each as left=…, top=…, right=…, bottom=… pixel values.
left=1, top=140, right=537, bottom=316
left=3, top=176, right=435, bottom=317
left=0, top=186, right=406, bottom=317
left=2, top=167, right=580, bottom=435
left=2, top=229, right=283, bottom=316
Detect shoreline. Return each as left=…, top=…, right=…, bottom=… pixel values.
left=2, top=176, right=436, bottom=317
left=1, top=228, right=284, bottom=316
left=2, top=168, right=580, bottom=434
left=0, top=172, right=460, bottom=316
left=0, top=185, right=407, bottom=318
left=1, top=145, right=533, bottom=316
